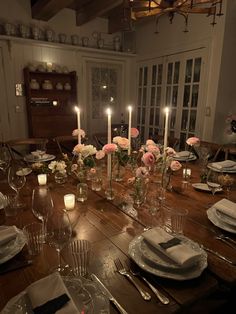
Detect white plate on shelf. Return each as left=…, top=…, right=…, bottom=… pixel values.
left=192, top=183, right=222, bottom=193
left=0, top=226, right=27, bottom=264
left=128, top=235, right=207, bottom=281
left=207, top=163, right=236, bottom=173
left=1, top=276, right=110, bottom=314
left=16, top=168, right=32, bottom=176
left=24, top=154, right=55, bottom=163
left=207, top=207, right=236, bottom=234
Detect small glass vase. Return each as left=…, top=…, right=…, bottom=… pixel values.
left=54, top=170, right=67, bottom=184
left=105, top=177, right=115, bottom=200
left=133, top=177, right=147, bottom=206
left=113, top=162, right=125, bottom=182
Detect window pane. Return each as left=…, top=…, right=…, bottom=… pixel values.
left=181, top=110, right=189, bottom=131
left=150, top=87, right=155, bottom=106
left=167, top=63, right=173, bottom=84
left=144, top=67, right=148, bottom=86
left=180, top=133, right=187, bottom=150
left=149, top=107, right=154, bottom=125
left=137, top=107, right=141, bottom=124
left=185, top=59, right=193, bottom=83
left=189, top=110, right=197, bottom=132
left=183, top=85, right=190, bottom=107
left=92, top=67, right=100, bottom=84
left=174, top=62, right=180, bottom=84
left=166, top=86, right=171, bottom=106
left=152, top=65, right=157, bottom=85
left=156, top=87, right=161, bottom=107
left=158, top=64, right=163, bottom=84
left=172, top=86, right=178, bottom=107
left=138, top=88, right=142, bottom=106
left=155, top=109, right=160, bottom=126
left=142, top=108, right=146, bottom=124
left=170, top=109, right=176, bottom=129
left=143, top=88, right=147, bottom=106
left=191, top=85, right=199, bottom=107
left=139, top=68, right=143, bottom=86
left=141, top=126, right=145, bottom=143
left=194, top=58, right=201, bottom=82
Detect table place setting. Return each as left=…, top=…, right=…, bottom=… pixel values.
left=128, top=227, right=207, bottom=280
left=207, top=198, right=236, bottom=233
left=192, top=182, right=223, bottom=193
left=24, top=150, right=55, bottom=163
left=173, top=151, right=197, bottom=162
left=208, top=159, right=236, bottom=173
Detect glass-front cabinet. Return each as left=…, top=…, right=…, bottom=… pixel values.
left=136, top=49, right=206, bottom=149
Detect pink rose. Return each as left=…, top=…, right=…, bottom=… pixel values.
left=117, top=137, right=130, bottom=149
left=186, top=137, right=200, bottom=146
left=131, top=128, right=139, bottom=138
left=127, top=177, right=135, bottom=184
left=71, top=164, right=78, bottom=172
left=72, top=129, right=86, bottom=138
left=90, top=168, right=96, bottom=174
left=96, top=150, right=105, bottom=160
left=73, top=144, right=84, bottom=154
left=170, top=160, right=182, bottom=171
left=103, top=143, right=117, bottom=154
left=166, top=147, right=176, bottom=156
left=146, top=139, right=155, bottom=146
left=141, top=152, right=155, bottom=167
left=113, top=136, right=122, bottom=144
left=147, top=144, right=160, bottom=155
left=135, top=167, right=149, bottom=178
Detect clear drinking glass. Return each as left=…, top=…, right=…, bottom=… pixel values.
left=206, top=170, right=221, bottom=206
left=8, top=163, right=26, bottom=208
left=31, top=186, right=54, bottom=238
left=0, top=145, right=11, bottom=174
left=46, top=209, right=72, bottom=274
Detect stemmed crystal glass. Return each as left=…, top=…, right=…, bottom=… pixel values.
left=0, top=145, right=11, bottom=175
left=31, top=186, right=54, bottom=238
left=46, top=209, right=72, bottom=274
left=206, top=170, right=221, bottom=206
left=8, top=163, right=26, bottom=208
left=218, top=173, right=234, bottom=200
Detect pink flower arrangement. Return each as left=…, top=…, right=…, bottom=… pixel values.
left=73, top=144, right=84, bottom=154
left=131, top=128, right=139, bottom=138
left=146, top=144, right=160, bottom=155
left=116, top=137, right=130, bottom=150
left=136, top=166, right=149, bottom=178
left=170, top=160, right=182, bottom=171
left=146, top=139, right=155, bottom=146
left=72, top=129, right=86, bottom=138
left=103, top=143, right=117, bottom=154
left=166, top=147, right=176, bottom=156
left=141, top=152, right=155, bottom=167
left=96, top=150, right=105, bottom=160
left=186, top=137, right=200, bottom=147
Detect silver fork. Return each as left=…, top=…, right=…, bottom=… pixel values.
left=114, top=258, right=151, bottom=301
left=215, top=234, right=236, bottom=249
left=128, top=267, right=169, bottom=304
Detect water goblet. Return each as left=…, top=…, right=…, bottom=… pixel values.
left=8, top=163, right=26, bottom=208
left=206, top=170, right=221, bottom=206
left=218, top=173, right=234, bottom=200
left=46, top=209, right=72, bottom=274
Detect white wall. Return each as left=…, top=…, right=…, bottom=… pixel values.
left=135, top=4, right=227, bottom=144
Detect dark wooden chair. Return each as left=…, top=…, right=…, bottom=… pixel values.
left=53, top=135, right=79, bottom=157
left=6, top=138, right=48, bottom=160
left=92, top=133, right=107, bottom=150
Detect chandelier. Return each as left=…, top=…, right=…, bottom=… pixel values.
left=128, top=0, right=224, bottom=33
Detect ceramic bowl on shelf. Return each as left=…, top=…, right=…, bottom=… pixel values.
left=56, top=82, right=63, bottom=90
left=42, top=80, right=53, bottom=90
left=30, top=79, right=40, bottom=90
left=37, top=63, right=46, bottom=72
left=64, top=83, right=71, bottom=91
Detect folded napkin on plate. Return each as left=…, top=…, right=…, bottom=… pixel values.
left=142, top=227, right=202, bottom=267
left=0, top=226, right=17, bottom=246
left=211, top=160, right=236, bottom=170
left=175, top=151, right=192, bottom=158
left=213, top=198, right=236, bottom=219
left=27, top=272, right=78, bottom=314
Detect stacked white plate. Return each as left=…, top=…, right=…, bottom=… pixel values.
left=24, top=153, right=55, bottom=163
left=173, top=151, right=197, bottom=162
left=207, top=160, right=236, bottom=173
left=207, top=198, right=236, bottom=234
left=128, top=228, right=207, bottom=281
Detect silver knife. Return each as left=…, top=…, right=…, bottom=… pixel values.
left=91, top=274, right=129, bottom=314
left=203, top=246, right=236, bottom=265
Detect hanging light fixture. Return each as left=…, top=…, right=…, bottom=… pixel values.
left=129, top=0, right=224, bottom=33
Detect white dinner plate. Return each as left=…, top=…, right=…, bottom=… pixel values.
left=0, top=226, right=27, bottom=264
left=24, top=154, right=55, bottom=163
left=207, top=207, right=236, bottom=234
left=129, top=235, right=207, bottom=281
left=192, top=183, right=222, bottom=193
left=173, top=154, right=197, bottom=162
left=1, top=276, right=110, bottom=314
left=16, top=168, right=32, bottom=176
left=215, top=210, right=236, bottom=227
left=207, top=163, right=236, bottom=173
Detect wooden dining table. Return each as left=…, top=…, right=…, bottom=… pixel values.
left=0, top=160, right=236, bottom=313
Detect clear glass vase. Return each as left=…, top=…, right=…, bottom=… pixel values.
left=54, top=170, right=67, bottom=184
left=113, top=162, right=125, bottom=182
left=133, top=177, right=147, bottom=206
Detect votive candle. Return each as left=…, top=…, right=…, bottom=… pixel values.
left=64, top=194, right=75, bottom=210
left=37, top=174, right=47, bottom=185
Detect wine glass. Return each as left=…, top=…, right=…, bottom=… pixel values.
left=46, top=209, right=72, bottom=274
left=0, top=145, right=11, bottom=174
left=31, top=187, right=54, bottom=238
left=8, top=163, right=26, bottom=208
left=206, top=170, right=221, bottom=206
left=218, top=173, right=234, bottom=200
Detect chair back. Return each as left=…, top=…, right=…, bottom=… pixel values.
left=92, top=133, right=107, bottom=150
left=53, top=135, right=78, bottom=157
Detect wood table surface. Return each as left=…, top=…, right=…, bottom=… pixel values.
left=0, top=161, right=236, bottom=313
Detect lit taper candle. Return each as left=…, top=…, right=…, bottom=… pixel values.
left=128, top=105, right=132, bottom=155
left=163, top=107, right=169, bottom=152
left=106, top=108, right=112, bottom=178
left=75, top=106, right=81, bottom=145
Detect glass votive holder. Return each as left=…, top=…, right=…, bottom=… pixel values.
left=77, top=183, right=88, bottom=202
left=182, top=168, right=191, bottom=182
left=37, top=174, right=47, bottom=186
left=64, top=194, right=75, bottom=210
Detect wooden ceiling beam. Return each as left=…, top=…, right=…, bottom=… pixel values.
left=76, top=0, right=123, bottom=26
left=108, top=5, right=132, bottom=33
left=32, top=0, right=75, bottom=21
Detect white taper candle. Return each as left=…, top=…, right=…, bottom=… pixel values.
left=163, top=107, right=169, bottom=152
left=75, top=106, right=81, bottom=145
left=128, top=105, right=132, bottom=155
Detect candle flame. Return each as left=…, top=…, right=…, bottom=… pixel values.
left=75, top=106, right=80, bottom=113
left=128, top=105, right=132, bottom=112
left=106, top=108, right=111, bottom=115
left=164, top=107, right=169, bottom=114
